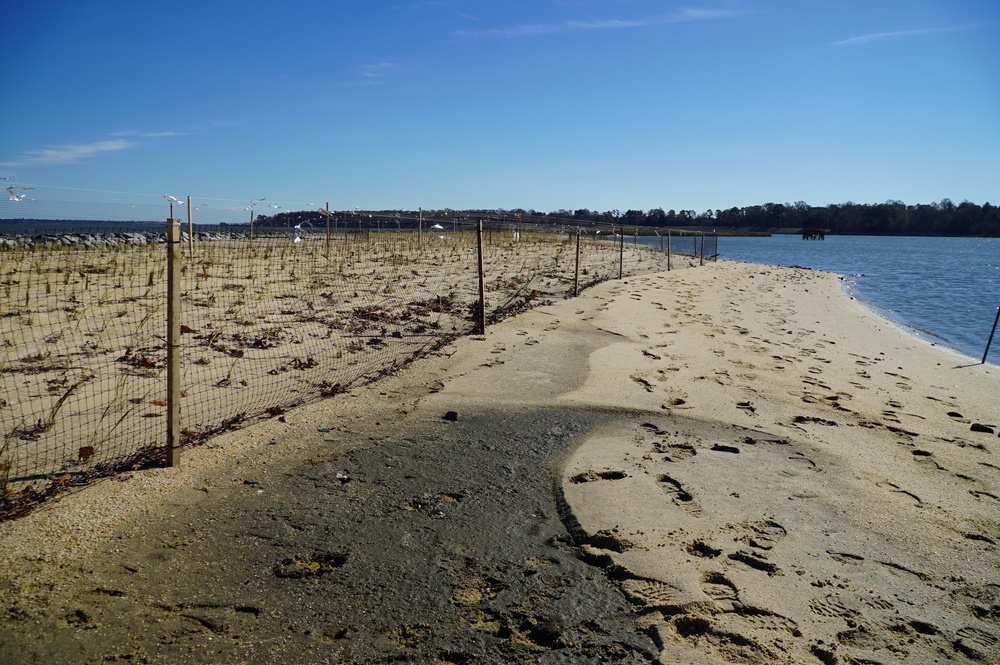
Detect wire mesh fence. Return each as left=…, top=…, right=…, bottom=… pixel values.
left=1, top=196, right=713, bottom=512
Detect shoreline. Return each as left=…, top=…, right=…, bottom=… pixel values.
left=714, top=234, right=999, bottom=365
left=2, top=261, right=998, bottom=663
left=837, top=270, right=992, bottom=367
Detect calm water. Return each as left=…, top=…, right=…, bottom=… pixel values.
left=704, top=235, right=1000, bottom=363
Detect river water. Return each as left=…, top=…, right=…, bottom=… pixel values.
left=708, top=235, right=1000, bottom=364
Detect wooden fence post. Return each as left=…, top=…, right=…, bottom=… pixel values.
left=618, top=230, right=625, bottom=279
left=166, top=217, right=182, bottom=467
left=325, top=202, right=331, bottom=253
left=476, top=220, right=486, bottom=335
left=186, top=195, right=194, bottom=260
left=667, top=229, right=672, bottom=271
left=574, top=229, right=581, bottom=297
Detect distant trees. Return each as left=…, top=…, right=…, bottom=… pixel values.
left=544, top=200, right=1000, bottom=236
left=251, top=200, right=1000, bottom=237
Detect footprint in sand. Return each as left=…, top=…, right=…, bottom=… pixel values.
left=713, top=607, right=799, bottom=638
left=657, top=475, right=702, bottom=515
left=955, top=625, right=1000, bottom=659
left=620, top=578, right=698, bottom=613
left=744, top=521, right=787, bottom=551
left=809, top=594, right=860, bottom=620
left=877, top=481, right=923, bottom=506
left=788, top=452, right=816, bottom=469
left=570, top=470, right=628, bottom=484
left=701, top=571, right=739, bottom=604
left=970, top=489, right=1000, bottom=505
left=881, top=409, right=902, bottom=424
left=826, top=550, right=865, bottom=564
left=641, top=422, right=668, bottom=436
left=631, top=375, right=656, bottom=392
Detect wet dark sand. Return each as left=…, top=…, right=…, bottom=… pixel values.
left=1, top=402, right=658, bottom=664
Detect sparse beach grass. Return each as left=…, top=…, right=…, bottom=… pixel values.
left=0, top=228, right=693, bottom=494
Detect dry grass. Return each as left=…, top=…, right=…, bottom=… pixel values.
left=0, top=228, right=693, bottom=491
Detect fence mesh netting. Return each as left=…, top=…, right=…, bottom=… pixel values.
left=0, top=196, right=713, bottom=508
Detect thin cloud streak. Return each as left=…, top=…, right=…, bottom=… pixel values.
left=456, top=7, right=745, bottom=38
left=831, top=26, right=968, bottom=47
left=330, top=59, right=404, bottom=88
left=111, top=130, right=186, bottom=138
left=0, top=139, right=135, bottom=167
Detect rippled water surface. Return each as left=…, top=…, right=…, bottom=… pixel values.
left=708, top=235, right=1000, bottom=363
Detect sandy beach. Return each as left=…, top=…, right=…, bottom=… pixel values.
left=1, top=260, right=998, bottom=664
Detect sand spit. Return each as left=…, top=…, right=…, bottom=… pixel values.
left=1, top=260, right=998, bottom=664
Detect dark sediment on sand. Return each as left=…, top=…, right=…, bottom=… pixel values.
left=0, top=404, right=657, bottom=664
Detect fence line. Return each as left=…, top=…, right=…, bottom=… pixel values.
left=0, top=198, right=715, bottom=515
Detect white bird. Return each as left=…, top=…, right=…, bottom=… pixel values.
left=163, top=194, right=179, bottom=203
left=292, top=220, right=313, bottom=244
left=431, top=223, right=444, bottom=230
left=6, top=185, right=33, bottom=201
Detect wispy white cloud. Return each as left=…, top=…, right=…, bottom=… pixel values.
left=456, top=7, right=745, bottom=38
left=831, top=26, right=968, bottom=47
left=0, top=139, right=135, bottom=167
left=331, top=59, right=402, bottom=87
left=111, top=130, right=186, bottom=138
left=358, top=60, right=398, bottom=83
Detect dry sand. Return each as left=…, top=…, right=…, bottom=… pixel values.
left=1, top=260, right=998, bottom=664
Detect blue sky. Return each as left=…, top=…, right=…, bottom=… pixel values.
left=1, top=0, right=998, bottom=218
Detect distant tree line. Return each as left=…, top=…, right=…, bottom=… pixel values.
left=252, top=199, right=999, bottom=237
left=544, top=200, right=999, bottom=236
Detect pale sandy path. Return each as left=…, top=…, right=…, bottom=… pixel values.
left=421, top=261, right=1000, bottom=663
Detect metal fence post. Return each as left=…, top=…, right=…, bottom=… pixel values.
left=166, top=217, right=182, bottom=467
left=700, top=232, right=705, bottom=266
left=983, top=306, right=1000, bottom=364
